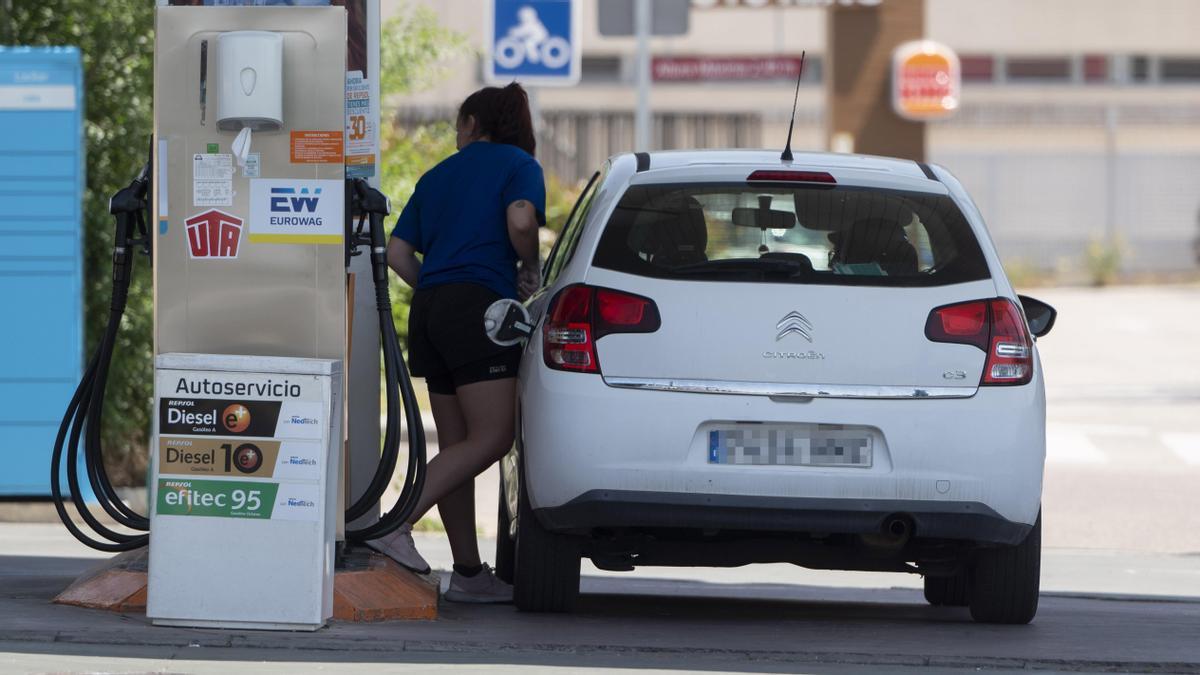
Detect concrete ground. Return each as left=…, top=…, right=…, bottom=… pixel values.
left=2, top=526, right=1199, bottom=674
left=3, top=284, right=1200, bottom=673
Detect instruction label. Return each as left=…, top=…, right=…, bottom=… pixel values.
left=243, top=152, right=261, bottom=178
left=290, top=130, right=344, bottom=164
left=192, top=153, right=234, bottom=207
left=345, top=71, right=376, bottom=178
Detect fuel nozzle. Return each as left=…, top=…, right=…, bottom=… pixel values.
left=107, top=163, right=153, bottom=286
left=349, top=178, right=392, bottom=288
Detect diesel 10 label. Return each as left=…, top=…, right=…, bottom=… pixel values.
left=158, top=437, right=322, bottom=481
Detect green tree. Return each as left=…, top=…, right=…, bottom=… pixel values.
left=9, top=0, right=155, bottom=484
left=378, top=5, right=465, bottom=345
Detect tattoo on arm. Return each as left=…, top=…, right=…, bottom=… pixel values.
left=514, top=200, right=528, bottom=209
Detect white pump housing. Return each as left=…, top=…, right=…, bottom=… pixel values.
left=216, top=31, right=283, bottom=132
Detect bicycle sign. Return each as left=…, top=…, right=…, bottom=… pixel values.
left=486, top=0, right=581, bottom=86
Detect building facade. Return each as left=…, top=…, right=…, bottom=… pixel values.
left=386, top=0, right=1200, bottom=275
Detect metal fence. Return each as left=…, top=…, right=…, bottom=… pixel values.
left=537, top=110, right=763, bottom=183
left=393, top=108, right=761, bottom=185
left=933, top=103, right=1200, bottom=275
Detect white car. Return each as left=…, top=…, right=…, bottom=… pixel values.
left=496, top=150, right=1056, bottom=624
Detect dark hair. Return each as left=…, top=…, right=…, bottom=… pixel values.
left=458, top=83, right=536, bottom=157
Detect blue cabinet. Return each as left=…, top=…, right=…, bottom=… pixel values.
left=0, top=47, right=84, bottom=497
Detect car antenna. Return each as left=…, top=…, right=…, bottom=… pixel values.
left=780, top=50, right=806, bottom=162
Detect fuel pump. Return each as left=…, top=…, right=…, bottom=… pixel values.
left=47, top=5, right=429, bottom=629
left=49, top=174, right=427, bottom=550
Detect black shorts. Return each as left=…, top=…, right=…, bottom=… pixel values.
left=407, top=283, right=523, bottom=395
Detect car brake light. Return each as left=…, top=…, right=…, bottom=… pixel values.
left=925, top=298, right=1033, bottom=386
left=543, top=285, right=661, bottom=374
left=747, top=170, right=836, bottom=184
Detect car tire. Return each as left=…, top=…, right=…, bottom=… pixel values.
left=923, top=571, right=970, bottom=606
left=968, top=512, right=1041, bottom=624
left=494, top=474, right=515, bottom=585
left=513, top=457, right=581, bottom=613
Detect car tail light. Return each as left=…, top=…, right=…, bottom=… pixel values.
left=543, top=285, right=661, bottom=374
left=747, top=170, right=836, bottom=184
left=926, top=298, right=1033, bottom=386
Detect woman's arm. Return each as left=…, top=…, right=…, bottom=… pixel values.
left=387, top=236, right=421, bottom=288
left=507, top=199, right=541, bottom=299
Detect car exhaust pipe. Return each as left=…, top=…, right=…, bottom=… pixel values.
left=883, top=514, right=912, bottom=540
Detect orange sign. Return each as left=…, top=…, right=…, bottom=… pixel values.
left=892, top=41, right=960, bottom=121
left=290, top=130, right=345, bottom=164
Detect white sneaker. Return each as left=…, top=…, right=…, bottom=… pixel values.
left=443, top=564, right=513, bottom=604
left=367, top=524, right=431, bottom=575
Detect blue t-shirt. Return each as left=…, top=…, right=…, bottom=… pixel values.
left=392, top=141, right=546, bottom=299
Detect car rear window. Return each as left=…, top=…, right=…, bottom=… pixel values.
left=591, top=182, right=991, bottom=287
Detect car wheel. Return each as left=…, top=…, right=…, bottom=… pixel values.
left=968, top=511, right=1041, bottom=624
left=513, top=456, right=581, bottom=613
left=494, top=473, right=515, bottom=584
left=923, top=570, right=970, bottom=606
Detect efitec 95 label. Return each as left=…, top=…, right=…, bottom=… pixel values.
left=156, top=479, right=279, bottom=519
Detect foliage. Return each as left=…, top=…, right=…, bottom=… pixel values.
left=9, top=0, right=156, bottom=484
left=376, top=6, right=586, bottom=338
left=378, top=6, right=467, bottom=346
left=1084, top=237, right=1125, bottom=287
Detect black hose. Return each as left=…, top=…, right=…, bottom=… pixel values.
left=50, top=171, right=151, bottom=551
left=344, top=182, right=427, bottom=543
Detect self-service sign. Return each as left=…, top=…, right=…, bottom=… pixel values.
left=892, top=40, right=960, bottom=121
left=148, top=354, right=341, bottom=631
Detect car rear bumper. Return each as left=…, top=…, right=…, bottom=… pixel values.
left=534, top=489, right=1033, bottom=545
left=518, top=346, right=1046, bottom=534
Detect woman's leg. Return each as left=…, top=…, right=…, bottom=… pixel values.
left=409, top=378, right=516, bottom=527
left=428, top=392, right=481, bottom=568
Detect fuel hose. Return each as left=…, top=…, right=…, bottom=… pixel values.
left=343, top=179, right=427, bottom=543
left=50, top=166, right=153, bottom=552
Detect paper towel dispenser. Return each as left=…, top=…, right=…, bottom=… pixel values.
left=216, top=31, right=283, bottom=132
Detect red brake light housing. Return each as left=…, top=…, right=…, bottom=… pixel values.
left=543, top=284, right=661, bottom=374
left=747, top=170, right=836, bottom=184
left=925, top=298, right=1034, bottom=386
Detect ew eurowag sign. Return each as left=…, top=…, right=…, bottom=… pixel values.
left=892, top=40, right=961, bottom=121
left=248, top=179, right=345, bottom=245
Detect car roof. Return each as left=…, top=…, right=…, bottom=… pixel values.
left=615, top=149, right=933, bottom=183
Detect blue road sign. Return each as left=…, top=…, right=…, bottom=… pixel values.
left=487, top=0, right=581, bottom=87
left=0, top=47, right=85, bottom=498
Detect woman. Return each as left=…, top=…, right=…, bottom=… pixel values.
left=369, top=83, right=544, bottom=604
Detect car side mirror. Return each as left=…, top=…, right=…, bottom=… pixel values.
left=1018, top=295, right=1057, bottom=338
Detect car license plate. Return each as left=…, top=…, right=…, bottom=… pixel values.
left=708, top=424, right=873, bottom=468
